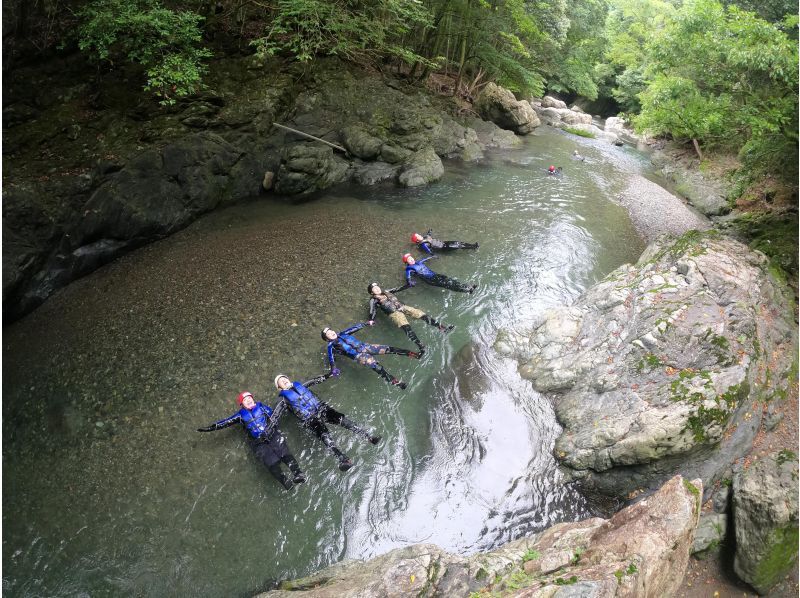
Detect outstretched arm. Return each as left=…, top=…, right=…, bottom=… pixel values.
left=303, top=373, right=330, bottom=387
left=389, top=283, right=410, bottom=293
left=197, top=413, right=240, bottom=432
left=263, top=400, right=286, bottom=439
left=419, top=241, right=434, bottom=255
left=368, top=298, right=378, bottom=322
left=340, top=322, right=366, bottom=335
left=419, top=255, right=437, bottom=264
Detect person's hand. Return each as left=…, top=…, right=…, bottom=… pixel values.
left=408, top=281, right=416, bottom=287
left=367, top=320, right=375, bottom=326
left=331, top=368, right=341, bottom=377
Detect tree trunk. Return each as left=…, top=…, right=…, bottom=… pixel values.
left=692, top=138, right=703, bottom=160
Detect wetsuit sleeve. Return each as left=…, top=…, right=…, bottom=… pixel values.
left=263, top=401, right=286, bottom=439
left=419, top=241, right=434, bottom=255
left=405, top=266, right=414, bottom=284
left=389, top=283, right=410, bottom=293
left=326, top=342, right=336, bottom=367
left=197, top=413, right=241, bottom=432
left=341, top=322, right=365, bottom=335
left=368, top=298, right=378, bottom=321
left=304, top=374, right=329, bottom=386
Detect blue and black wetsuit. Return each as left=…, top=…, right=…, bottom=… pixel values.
left=417, top=230, right=479, bottom=255
left=197, top=402, right=304, bottom=490
left=325, top=322, right=419, bottom=389
left=274, top=375, right=380, bottom=470
left=404, top=256, right=476, bottom=293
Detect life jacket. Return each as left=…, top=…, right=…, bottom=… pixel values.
left=239, top=402, right=274, bottom=439
left=334, top=333, right=367, bottom=356
left=376, top=292, right=403, bottom=314
left=279, top=382, right=321, bottom=420
left=407, top=263, right=435, bottom=280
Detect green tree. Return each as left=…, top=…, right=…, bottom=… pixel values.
left=635, top=0, right=798, bottom=176
left=77, top=0, right=212, bottom=104
left=250, top=0, right=433, bottom=66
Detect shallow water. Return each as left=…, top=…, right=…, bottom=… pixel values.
left=3, top=128, right=648, bottom=596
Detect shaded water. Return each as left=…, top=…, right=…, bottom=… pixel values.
left=3, top=129, right=648, bottom=596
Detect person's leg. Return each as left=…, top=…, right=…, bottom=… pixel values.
left=400, top=325, right=424, bottom=351
left=323, top=404, right=380, bottom=444
left=383, top=345, right=421, bottom=358
left=429, top=273, right=475, bottom=293
left=443, top=241, right=479, bottom=249
left=267, top=463, right=294, bottom=490
left=253, top=442, right=294, bottom=490
left=358, top=353, right=407, bottom=389
left=307, top=418, right=351, bottom=469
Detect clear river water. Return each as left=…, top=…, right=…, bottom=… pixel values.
left=3, top=128, right=650, bottom=596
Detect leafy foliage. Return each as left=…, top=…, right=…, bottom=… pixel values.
left=634, top=0, right=798, bottom=177
left=251, top=0, right=433, bottom=65
left=77, top=0, right=211, bottom=104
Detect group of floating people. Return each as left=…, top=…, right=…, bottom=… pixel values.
left=197, top=230, right=480, bottom=490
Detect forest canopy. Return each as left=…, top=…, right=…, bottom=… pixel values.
left=3, top=0, right=797, bottom=179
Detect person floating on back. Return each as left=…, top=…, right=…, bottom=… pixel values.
left=367, top=281, right=453, bottom=352
left=547, top=165, right=563, bottom=176
left=401, top=253, right=476, bottom=294
left=572, top=150, right=585, bottom=161
left=197, top=391, right=305, bottom=491
left=411, top=230, right=479, bottom=255
left=322, top=323, right=420, bottom=389
left=273, top=373, right=381, bottom=472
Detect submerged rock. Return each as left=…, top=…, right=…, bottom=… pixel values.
left=258, top=475, right=701, bottom=598
left=733, top=451, right=799, bottom=594
left=495, top=231, right=797, bottom=499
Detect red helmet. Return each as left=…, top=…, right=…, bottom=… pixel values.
left=548, top=165, right=555, bottom=172
left=402, top=253, right=414, bottom=264
left=411, top=233, right=423, bottom=243
left=237, top=391, right=254, bottom=405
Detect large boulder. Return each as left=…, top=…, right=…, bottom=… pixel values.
left=650, top=150, right=731, bottom=217
left=691, top=513, right=728, bottom=555
left=465, top=117, right=522, bottom=149
left=605, top=117, right=640, bottom=145
left=258, top=475, right=701, bottom=598
left=475, top=83, right=540, bottom=135
left=495, top=232, right=797, bottom=499
left=541, top=95, right=568, bottom=109
left=273, top=143, right=350, bottom=196
left=397, top=146, right=444, bottom=188
left=733, top=451, right=799, bottom=594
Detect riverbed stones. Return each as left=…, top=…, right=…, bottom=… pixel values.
left=732, top=451, right=799, bottom=594
left=475, top=82, right=540, bottom=134
left=495, top=232, right=797, bottom=499
left=257, top=475, right=701, bottom=598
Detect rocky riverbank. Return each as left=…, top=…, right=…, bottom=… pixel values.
left=257, top=475, right=701, bottom=598
left=3, top=56, right=531, bottom=322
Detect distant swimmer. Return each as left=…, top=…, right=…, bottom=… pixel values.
left=367, top=281, right=453, bottom=352
left=322, top=323, right=420, bottom=389
left=547, top=165, right=563, bottom=176
left=572, top=150, right=585, bottom=161
left=197, top=391, right=305, bottom=490
left=401, top=253, right=477, bottom=294
left=273, top=373, right=381, bottom=471
left=411, top=230, right=479, bottom=255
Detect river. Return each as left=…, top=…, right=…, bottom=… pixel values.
left=3, top=127, right=648, bottom=596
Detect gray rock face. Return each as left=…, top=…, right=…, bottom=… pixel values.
left=258, top=475, right=701, bottom=598
left=692, top=513, right=728, bottom=554
left=541, top=96, right=568, bottom=109
left=651, top=150, right=731, bottom=216
left=475, top=83, right=540, bottom=134
left=465, top=117, right=522, bottom=149
left=733, top=452, right=799, bottom=594
left=274, top=144, right=350, bottom=196
left=604, top=117, right=640, bottom=145
left=495, top=232, right=797, bottom=499
left=398, top=147, right=444, bottom=187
